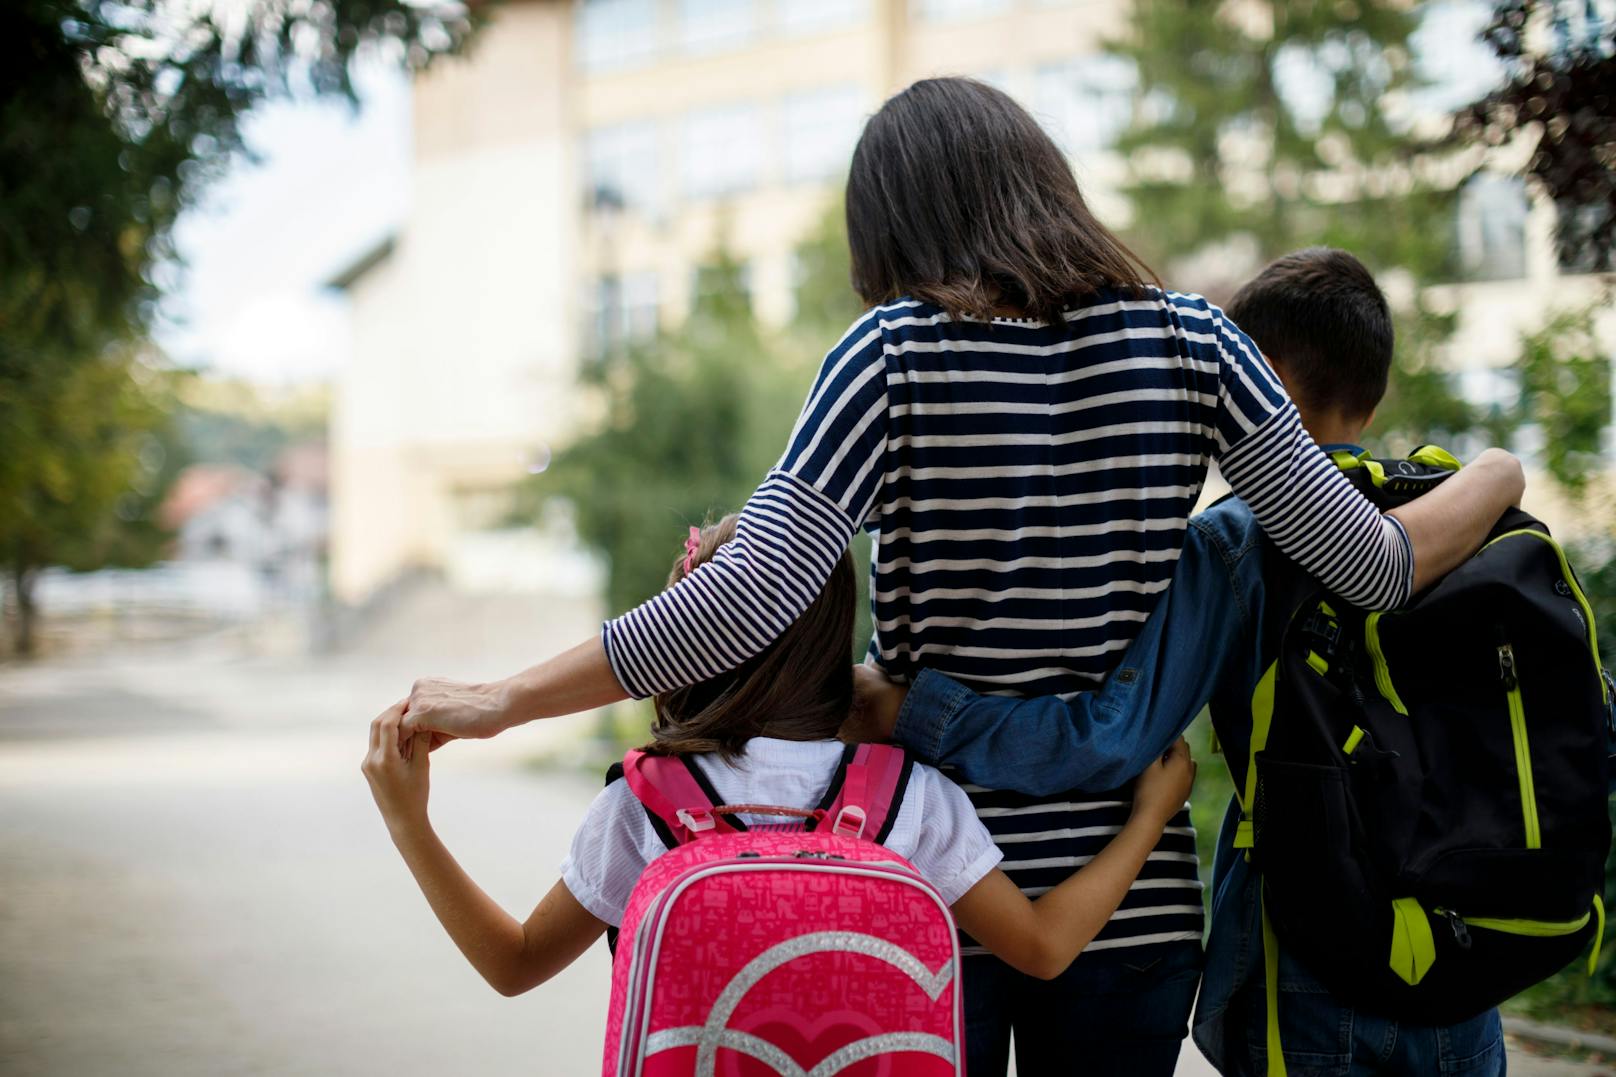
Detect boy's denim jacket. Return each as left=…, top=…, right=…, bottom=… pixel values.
left=890, top=491, right=1272, bottom=1071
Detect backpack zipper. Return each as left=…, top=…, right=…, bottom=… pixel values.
left=1439, top=898, right=1606, bottom=976
left=1497, top=643, right=1541, bottom=848
left=1481, top=529, right=1607, bottom=706
left=1436, top=906, right=1589, bottom=938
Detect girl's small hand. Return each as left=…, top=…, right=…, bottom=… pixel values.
left=362, top=700, right=432, bottom=833
left=1131, top=737, right=1196, bottom=827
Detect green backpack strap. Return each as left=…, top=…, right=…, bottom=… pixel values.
left=1232, top=660, right=1276, bottom=851
left=1260, top=891, right=1288, bottom=1076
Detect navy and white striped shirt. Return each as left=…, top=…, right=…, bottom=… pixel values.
left=603, top=288, right=1412, bottom=953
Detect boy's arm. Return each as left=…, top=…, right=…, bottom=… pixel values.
left=363, top=703, right=606, bottom=996
left=856, top=525, right=1251, bottom=796
left=950, top=740, right=1195, bottom=979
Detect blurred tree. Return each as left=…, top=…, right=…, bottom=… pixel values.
left=524, top=203, right=880, bottom=666
left=1457, top=0, right=1616, bottom=273
left=1, top=352, right=185, bottom=655
left=789, top=198, right=866, bottom=341
left=1, top=0, right=478, bottom=366
left=1511, top=303, right=1612, bottom=496
left=1109, top=0, right=1474, bottom=452
left=526, top=250, right=804, bottom=620
left=0, top=0, right=477, bottom=653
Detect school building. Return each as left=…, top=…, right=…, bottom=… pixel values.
left=325, top=0, right=1615, bottom=605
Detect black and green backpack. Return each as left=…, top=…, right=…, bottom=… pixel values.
left=1218, top=446, right=1614, bottom=1030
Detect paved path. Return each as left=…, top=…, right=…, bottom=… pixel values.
left=0, top=645, right=613, bottom=1076
left=0, top=624, right=1607, bottom=1075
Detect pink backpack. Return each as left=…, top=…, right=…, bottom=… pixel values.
left=601, top=743, right=964, bottom=1076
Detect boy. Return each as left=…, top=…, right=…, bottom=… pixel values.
left=852, top=248, right=1515, bottom=1074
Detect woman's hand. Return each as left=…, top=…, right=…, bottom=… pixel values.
left=1130, top=737, right=1196, bottom=827
left=402, top=677, right=516, bottom=743
left=363, top=700, right=432, bottom=833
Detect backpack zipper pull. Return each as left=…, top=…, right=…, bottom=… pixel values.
left=1497, top=645, right=1518, bottom=690
left=1440, top=909, right=1473, bottom=949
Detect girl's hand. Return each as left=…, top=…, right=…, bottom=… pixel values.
left=363, top=700, right=432, bottom=833
left=1131, top=738, right=1195, bottom=827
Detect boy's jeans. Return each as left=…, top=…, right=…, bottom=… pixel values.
left=1237, top=943, right=1506, bottom=1076
left=963, top=940, right=1202, bottom=1076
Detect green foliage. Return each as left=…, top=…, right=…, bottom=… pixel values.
left=1512, top=304, right=1613, bottom=497
left=790, top=199, right=866, bottom=340
left=1457, top=0, right=1616, bottom=272
left=1109, top=1, right=1474, bottom=450
left=178, top=380, right=329, bottom=472
left=1, top=0, right=477, bottom=360
left=0, top=351, right=185, bottom=652
left=0, top=0, right=475, bottom=652
left=525, top=250, right=809, bottom=620
left=524, top=202, right=878, bottom=662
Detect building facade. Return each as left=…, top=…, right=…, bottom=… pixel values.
left=328, top=0, right=1614, bottom=602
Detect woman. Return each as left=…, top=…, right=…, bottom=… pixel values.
left=401, top=79, right=1522, bottom=1074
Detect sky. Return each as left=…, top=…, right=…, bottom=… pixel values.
left=158, top=1, right=1504, bottom=388
left=155, top=57, right=411, bottom=386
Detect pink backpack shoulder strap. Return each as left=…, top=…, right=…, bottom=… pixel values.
left=820, top=743, right=914, bottom=844
left=621, top=749, right=744, bottom=846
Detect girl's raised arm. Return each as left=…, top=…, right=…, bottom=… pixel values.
left=363, top=702, right=606, bottom=995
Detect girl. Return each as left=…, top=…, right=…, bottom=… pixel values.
left=363, top=516, right=1195, bottom=1005
left=401, top=79, right=1523, bottom=1073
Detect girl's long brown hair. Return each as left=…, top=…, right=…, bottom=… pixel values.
left=645, top=515, right=856, bottom=760
left=846, top=77, right=1160, bottom=322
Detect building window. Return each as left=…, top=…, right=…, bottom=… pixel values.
left=782, top=86, right=865, bottom=183
left=589, top=272, right=660, bottom=358
left=1455, top=173, right=1528, bottom=281
left=1033, top=55, right=1137, bottom=155
left=576, top=0, right=659, bottom=72
left=585, top=121, right=661, bottom=216
left=682, top=105, right=764, bottom=198
left=779, top=0, right=868, bottom=35
left=678, top=0, right=756, bottom=54
left=914, top=0, right=1011, bottom=22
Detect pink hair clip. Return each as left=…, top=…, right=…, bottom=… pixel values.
left=682, top=526, right=702, bottom=576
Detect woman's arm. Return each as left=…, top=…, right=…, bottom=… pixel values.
left=950, top=740, right=1196, bottom=980
left=402, top=310, right=892, bottom=741
left=1387, top=447, right=1523, bottom=592
left=363, top=702, right=606, bottom=994
left=1192, top=297, right=1519, bottom=608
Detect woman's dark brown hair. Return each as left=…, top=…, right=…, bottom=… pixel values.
left=646, top=515, right=856, bottom=760
left=846, top=77, right=1159, bottom=323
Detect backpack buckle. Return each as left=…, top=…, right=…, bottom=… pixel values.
left=1301, top=610, right=1341, bottom=654
left=831, top=805, right=868, bottom=839
left=676, top=808, right=717, bottom=833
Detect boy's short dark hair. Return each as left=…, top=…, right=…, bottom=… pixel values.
left=1226, top=247, right=1393, bottom=421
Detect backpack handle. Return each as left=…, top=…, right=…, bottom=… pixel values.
left=623, top=743, right=914, bottom=847
left=622, top=749, right=742, bottom=845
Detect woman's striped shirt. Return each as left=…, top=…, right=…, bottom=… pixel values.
left=602, top=288, right=1412, bottom=954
